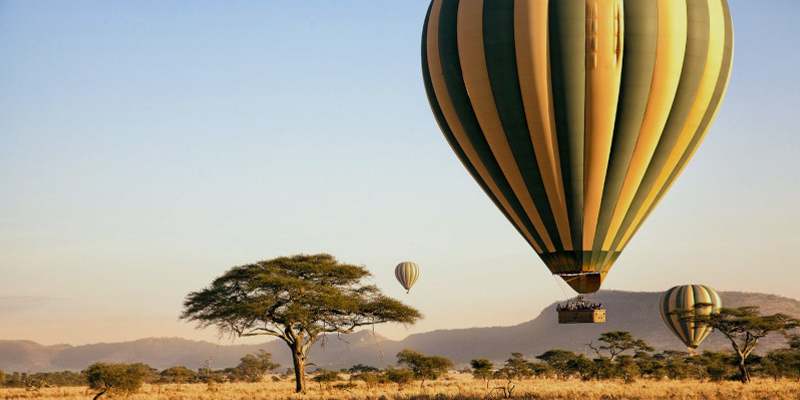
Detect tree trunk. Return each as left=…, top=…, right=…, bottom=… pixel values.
left=738, top=359, right=750, bottom=383
left=291, top=347, right=306, bottom=393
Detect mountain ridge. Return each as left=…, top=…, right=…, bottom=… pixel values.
left=2, top=290, right=798, bottom=372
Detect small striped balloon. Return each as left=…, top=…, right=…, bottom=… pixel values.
left=395, top=262, right=420, bottom=293
left=660, top=284, right=722, bottom=351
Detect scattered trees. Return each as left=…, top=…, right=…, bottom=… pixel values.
left=683, top=306, right=800, bottom=383
left=690, top=351, right=737, bottom=381
left=762, top=346, right=800, bottom=381
left=2, top=309, right=798, bottom=392
left=181, top=253, right=422, bottom=393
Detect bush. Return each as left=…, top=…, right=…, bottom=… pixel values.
left=354, top=371, right=380, bottom=389
left=311, top=369, right=341, bottom=389
left=384, top=367, right=414, bottom=388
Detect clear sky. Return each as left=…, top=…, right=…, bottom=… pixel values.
left=1, top=1, right=798, bottom=347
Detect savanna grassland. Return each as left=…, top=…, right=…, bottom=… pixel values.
left=2, top=374, right=799, bottom=400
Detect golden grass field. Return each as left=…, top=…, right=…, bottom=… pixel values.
left=2, top=374, right=800, bottom=400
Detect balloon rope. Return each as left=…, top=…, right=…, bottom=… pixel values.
left=371, top=324, right=385, bottom=359
left=552, top=274, right=572, bottom=302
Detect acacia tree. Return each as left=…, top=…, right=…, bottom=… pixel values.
left=234, top=350, right=280, bottom=382
left=567, top=354, right=595, bottom=381
left=181, top=254, right=422, bottom=393
left=501, top=352, right=536, bottom=380
left=469, top=359, right=494, bottom=387
left=396, top=349, right=454, bottom=386
left=588, top=331, right=653, bottom=362
left=686, top=306, right=800, bottom=383
left=536, top=350, right=578, bottom=380
left=159, top=366, right=196, bottom=388
left=83, top=362, right=151, bottom=400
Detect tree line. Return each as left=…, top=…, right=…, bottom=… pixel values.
left=2, top=330, right=799, bottom=398
left=469, top=331, right=800, bottom=385
left=0, top=349, right=279, bottom=398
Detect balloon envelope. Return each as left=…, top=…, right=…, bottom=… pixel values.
left=395, top=262, right=420, bottom=292
left=660, top=284, right=722, bottom=351
left=421, top=0, right=733, bottom=293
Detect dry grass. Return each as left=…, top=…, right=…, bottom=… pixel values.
left=2, top=374, right=799, bottom=400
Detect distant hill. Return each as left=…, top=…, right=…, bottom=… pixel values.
left=2, top=290, right=798, bottom=373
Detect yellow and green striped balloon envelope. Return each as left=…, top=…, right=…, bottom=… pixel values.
left=660, top=284, right=722, bottom=351
left=421, top=0, right=733, bottom=293
left=395, top=262, right=420, bottom=293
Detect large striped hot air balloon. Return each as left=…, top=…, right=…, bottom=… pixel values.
left=395, top=262, right=420, bottom=293
left=660, top=284, right=722, bottom=351
left=421, top=0, right=734, bottom=293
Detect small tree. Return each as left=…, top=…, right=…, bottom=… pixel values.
left=502, top=352, right=536, bottom=380
left=384, top=367, right=414, bottom=388
left=762, top=348, right=800, bottom=381
left=588, top=331, right=653, bottom=362
left=160, top=366, right=196, bottom=388
left=536, top=350, right=578, bottom=380
left=469, top=359, right=494, bottom=387
left=181, top=254, right=422, bottom=393
left=592, top=356, right=614, bottom=380
left=233, top=349, right=280, bottom=382
left=633, top=351, right=665, bottom=380
left=353, top=371, right=380, bottom=389
left=567, top=354, right=594, bottom=381
left=690, top=351, right=737, bottom=381
left=685, top=306, right=800, bottom=383
left=790, top=334, right=800, bottom=350
left=310, top=369, right=341, bottom=390
left=83, top=362, right=150, bottom=400
left=614, top=355, right=640, bottom=383
left=396, top=349, right=453, bottom=386
left=348, top=364, right=380, bottom=373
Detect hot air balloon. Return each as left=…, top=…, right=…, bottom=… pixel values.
left=421, top=0, right=733, bottom=294
left=395, top=262, right=420, bottom=293
left=660, top=284, right=721, bottom=351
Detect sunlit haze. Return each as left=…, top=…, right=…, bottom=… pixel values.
left=1, top=1, right=798, bottom=346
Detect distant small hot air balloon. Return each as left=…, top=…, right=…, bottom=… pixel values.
left=660, top=284, right=722, bottom=351
left=395, top=262, right=420, bottom=293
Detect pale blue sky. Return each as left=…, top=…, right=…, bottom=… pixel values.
left=1, top=1, right=798, bottom=346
